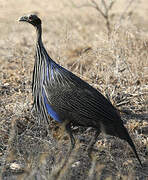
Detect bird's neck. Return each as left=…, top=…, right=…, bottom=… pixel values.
left=36, top=25, right=42, bottom=45
left=35, top=24, right=54, bottom=64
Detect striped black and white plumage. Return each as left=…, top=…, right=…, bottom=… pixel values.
left=19, top=14, right=142, bottom=167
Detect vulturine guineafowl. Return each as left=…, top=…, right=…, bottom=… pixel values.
left=19, top=14, right=142, bottom=167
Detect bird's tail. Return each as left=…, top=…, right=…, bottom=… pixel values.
left=117, top=124, right=142, bottom=167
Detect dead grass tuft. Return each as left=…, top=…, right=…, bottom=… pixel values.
left=0, top=0, right=148, bottom=179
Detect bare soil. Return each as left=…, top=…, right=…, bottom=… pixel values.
left=0, top=0, right=148, bottom=179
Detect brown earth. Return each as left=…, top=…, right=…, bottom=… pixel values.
left=0, top=0, right=148, bottom=179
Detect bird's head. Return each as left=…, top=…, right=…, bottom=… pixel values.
left=19, top=14, right=41, bottom=27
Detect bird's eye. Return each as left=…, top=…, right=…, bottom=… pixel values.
left=29, top=16, right=32, bottom=20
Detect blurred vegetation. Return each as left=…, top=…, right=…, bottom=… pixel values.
left=0, top=0, right=148, bottom=179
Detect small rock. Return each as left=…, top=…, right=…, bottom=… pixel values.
left=72, top=161, right=80, bottom=168
left=10, top=162, right=22, bottom=171
left=3, top=83, right=9, bottom=86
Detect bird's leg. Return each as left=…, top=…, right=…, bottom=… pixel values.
left=65, top=122, right=75, bottom=150
left=87, top=129, right=101, bottom=158
left=52, top=122, right=75, bottom=180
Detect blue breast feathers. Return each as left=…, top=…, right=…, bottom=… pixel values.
left=42, top=89, right=62, bottom=123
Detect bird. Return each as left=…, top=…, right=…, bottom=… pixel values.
left=19, top=14, right=142, bottom=167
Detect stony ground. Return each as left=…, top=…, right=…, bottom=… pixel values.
left=0, top=0, right=148, bottom=179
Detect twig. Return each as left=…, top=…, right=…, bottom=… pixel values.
left=119, top=0, right=135, bottom=23
left=116, top=101, right=130, bottom=107
left=71, top=0, right=116, bottom=38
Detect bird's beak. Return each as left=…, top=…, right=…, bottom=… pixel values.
left=18, top=16, right=28, bottom=22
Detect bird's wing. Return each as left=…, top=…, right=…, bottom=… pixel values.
left=43, top=68, right=120, bottom=124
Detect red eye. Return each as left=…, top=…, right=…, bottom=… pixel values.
left=29, top=15, right=33, bottom=21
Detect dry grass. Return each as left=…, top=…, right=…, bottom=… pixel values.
left=0, top=0, right=148, bottom=179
